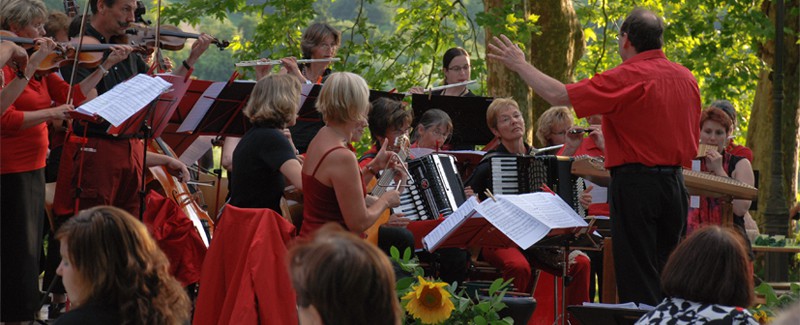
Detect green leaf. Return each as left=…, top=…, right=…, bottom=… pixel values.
left=390, top=246, right=400, bottom=260
left=474, top=315, right=488, bottom=325
left=396, top=276, right=416, bottom=291
left=403, top=247, right=412, bottom=261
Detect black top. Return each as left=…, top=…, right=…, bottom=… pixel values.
left=431, top=89, right=477, bottom=97
left=54, top=302, right=119, bottom=324
left=464, top=142, right=529, bottom=200
left=61, top=24, right=149, bottom=139
left=289, top=68, right=332, bottom=154
left=228, top=126, right=297, bottom=213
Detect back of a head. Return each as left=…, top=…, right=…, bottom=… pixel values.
left=56, top=206, right=190, bottom=324
left=661, top=226, right=753, bottom=308
left=368, top=97, right=413, bottom=143
left=289, top=223, right=401, bottom=325
left=316, top=72, right=369, bottom=124
left=244, top=74, right=302, bottom=128
left=620, top=8, right=664, bottom=53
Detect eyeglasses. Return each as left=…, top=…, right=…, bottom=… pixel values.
left=612, top=20, right=626, bottom=40
left=447, top=64, right=470, bottom=73
left=317, top=43, right=338, bottom=51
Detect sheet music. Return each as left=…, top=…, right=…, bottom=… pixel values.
left=584, top=179, right=607, bottom=204
left=75, top=74, right=172, bottom=127
left=179, top=135, right=216, bottom=166
left=477, top=193, right=587, bottom=249
left=422, top=196, right=480, bottom=251
left=177, top=82, right=226, bottom=133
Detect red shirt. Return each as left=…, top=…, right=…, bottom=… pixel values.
left=566, top=49, right=701, bottom=169
left=1, top=67, right=86, bottom=174
left=726, top=143, right=753, bottom=162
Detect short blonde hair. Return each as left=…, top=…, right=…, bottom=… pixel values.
left=45, top=11, right=70, bottom=38
left=486, top=98, right=521, bottom=129
left=316, top=72, right=369, bottom=124
left=244, top=74, right=302, bottom=128
left=536, top=106, right=573, bottom=145
left=0, top=0, right=47, bottom=30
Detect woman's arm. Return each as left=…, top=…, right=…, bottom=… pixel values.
left=731, top=158, right=755, bottom=217
left=221, top=137, right=241, bottom=172
left=326, top=150, right=400, bottom=233
left=280, top=159, right=303, bottom=191
left=16, top=104, right=72, bottom=130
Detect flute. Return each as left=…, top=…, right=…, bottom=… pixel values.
left=235, top=57, right=340, bottom=67
left=403, top=79, right=477, bottom=95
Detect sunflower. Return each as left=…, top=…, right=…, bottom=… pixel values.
left=402, top=276, right=455, bottom=324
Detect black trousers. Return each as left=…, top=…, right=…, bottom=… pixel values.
left=1, top=169, right=45, bottom=321
left=609, top=165, right=688, bottom=306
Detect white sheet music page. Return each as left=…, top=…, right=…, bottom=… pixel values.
left=422, top=196, right=480, bottom=252
left=177, top=81, right=226, bottom=133
left=75, top=74, right=172, bottom=127
left=476, top=192, right=587, bottom=249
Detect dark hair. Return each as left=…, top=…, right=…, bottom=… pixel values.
left=620, top=8, right=664, bottom=53
left=289, top=223, right=401, bottom=325
left=710, top=99, right=736, bottom=123
left=413, top=109, right=452, bottom=142
left=89, top=0, right=117, bottom=15
left=661, top=226, right=753, bottom=307
left=300, top=23, right=341, bottom=59
left=700, top=107, right=734, bottom=133
left=443, top=47, right=469, bottom=69
left=368, top=97, right=413, bottom=145
left=56, top=206, right=191, bottom=324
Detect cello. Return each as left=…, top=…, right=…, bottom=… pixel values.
left=146, top=137, right=215, bottom=246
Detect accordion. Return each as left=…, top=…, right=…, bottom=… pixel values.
left=395, top=154, right=466, bottom=221
left=489, top=154, right=585, bottom=215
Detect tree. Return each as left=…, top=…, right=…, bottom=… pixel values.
left=746, top=0, right=799, bottom=228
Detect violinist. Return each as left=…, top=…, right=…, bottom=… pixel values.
left=0, top=40, right=28, bottom=112
left=0, top=0, right=129, bottom=321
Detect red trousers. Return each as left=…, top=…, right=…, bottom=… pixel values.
left=482, top=247, right=591, bottom=325
left=53, top=136, right=144, bottom=218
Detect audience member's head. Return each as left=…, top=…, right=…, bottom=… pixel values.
left=536, top=106, right=573, bottom=146
left=56, top=206, right=191, bottom=323
left=661, top=226, right=753, bottom=308
left=244, top=74, right=302, bottom=128
left=316, top=72, right=369, bottom=124
left=289, top=223, right=401, bottom=325
left=413, top=108, right=453, bottom=150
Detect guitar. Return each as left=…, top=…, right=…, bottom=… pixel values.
left=364, top=135, right=410, bottom=245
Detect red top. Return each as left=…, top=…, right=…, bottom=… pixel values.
left=726, top=143, right=753, bottom=162
left=566, top=50, right=701, bottom=169
left=1, top=67, right=86, bottom=174
left=299, top=146, right=366, bottom=238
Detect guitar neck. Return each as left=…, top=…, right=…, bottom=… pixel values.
left=369, top=150, right=408, bottom=197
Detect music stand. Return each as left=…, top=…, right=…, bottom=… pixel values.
left=567, top=305, right=647, bottom=325
left=160, top=78, right=214, bottom=156
left=411, top=94, right=494, bottom=148
left=189, top=80, right=256, bottom=137
left=370, top=89, right=406, bottom=103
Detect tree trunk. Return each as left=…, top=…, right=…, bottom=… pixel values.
left=746, top=0, right=799, bottom=230
left=527, top=0, right=584, bottom=147
left=484, top=0, right=583, bottom=147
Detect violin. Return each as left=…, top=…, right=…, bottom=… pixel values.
left=125, top=23, right=230, bottom=51
left=0, top=31, right=147, bottom=71
left=146, top=138, right=215, bottom=245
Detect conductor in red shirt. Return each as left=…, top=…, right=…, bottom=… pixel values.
left=488, top=8, right=701, bottom=305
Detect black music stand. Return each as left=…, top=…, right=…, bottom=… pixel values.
left=190, top=80, right=257, bottom=137
left=370, top=89, right=406, bottom=103
left=567, top=305, right=648, bottom=325
left=411, top=94, right=494, bottom=148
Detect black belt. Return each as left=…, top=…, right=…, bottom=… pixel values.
left=610, top=163, right=681, bottom=175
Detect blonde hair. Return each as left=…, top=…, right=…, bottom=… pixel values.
left=536, top=106, right=573, bottom=146
left=56, top=206, right=191, bottom=325
left=289, top=223, right=401, bottom=325
left=486, top=98, right=521, bottom=129
left=0, top=0, right=47, bottom=31
left=243, top=74, right=302, bottom=128
left=301, top=23, right=341, bottom=59
left=45, top=11, right=70, bottom=38
left=316, top=72, right=369, bottom=124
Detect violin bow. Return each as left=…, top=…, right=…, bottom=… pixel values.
left=65, top=0, right=93, bottom=105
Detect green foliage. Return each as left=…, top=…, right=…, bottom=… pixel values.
left=391, top=247, right=513, bottom=324
left=750, top=282, right=800, bottom=321
left=574, top=1, right=769, bottom=142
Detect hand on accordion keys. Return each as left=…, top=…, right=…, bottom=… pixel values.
left=385, top=213, right=410, bottom=228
